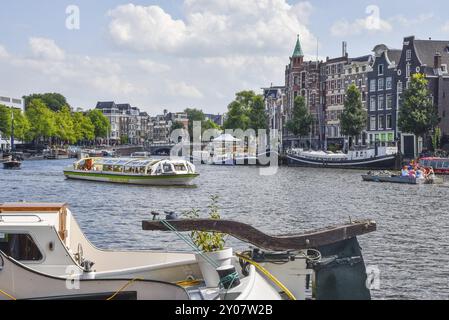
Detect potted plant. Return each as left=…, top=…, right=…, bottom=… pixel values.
left=184, top=195, right=233, bottom=287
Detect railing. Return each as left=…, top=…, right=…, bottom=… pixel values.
left=0, top=214, right=43, bottom=223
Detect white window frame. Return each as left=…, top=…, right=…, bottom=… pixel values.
left=386, top=94, right=393, bottom=110
left=378, top=78, right=384, bottom=91
left=386, top=77, right=392, bottom=90
left=370, top=79, right=376, bottom=92
left=370, top=116, right=376, bottom=130
left=378, top=95, right=384, bottom=110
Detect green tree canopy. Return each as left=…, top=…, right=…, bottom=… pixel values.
left=0, top=105, right=30, bottom=141
left=25, top=99, right=56, bottom=142
left=285, top=96, right=313, bottom=137
left=249, top=95, right=268, bottom=132
left=224, top=91, right=267, bottom=132
left=88, top=109, right=110, bottom=138
left=170, top=121, right=185, bottom=132
left=54, top=106, right=76, bottom=144
left=399, top=73, right=439, bottom=138
left=340, top=84, right=367, bottom=140
left=23, top=93, right=70, bottom=112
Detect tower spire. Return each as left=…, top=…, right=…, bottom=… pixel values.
left=292, top=34, right=304, bottom=58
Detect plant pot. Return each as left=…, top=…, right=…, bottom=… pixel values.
left=195, top=248, right=233, bottom=288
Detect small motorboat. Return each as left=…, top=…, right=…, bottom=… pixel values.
left=362, top=172, right=442, bottom=185
left=2, top=157, right=21, bottom=170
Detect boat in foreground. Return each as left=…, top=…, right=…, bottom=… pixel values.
left=0, top=202, right=376, bottom=300
left=2, top=156, right=21, bottom=170
left=63, top=157, right=199, bottom=186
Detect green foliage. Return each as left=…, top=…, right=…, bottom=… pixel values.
left=285, top=96, right=313, bottom=137
left=0, top=104, right=12, bottom=137
left=0, top=105, right=30, bottom=141
left=170, top=121, right=185, bottom=132
left=73, top=112, right=95, bottom=143
left=399, top=73, right=439, bottom=138
left=54, top=106, right=76, bottom=144
left=26, top=99, right=56, bottom=141
left=88, top=109, right=110, bottom=138
left=23, top=93, right=70, bottom=112
left=340, top=85, right=367, bottom=138
left=432, top=127, right=442, bottom=151
left=184, top=195, right=226, bottom=253
left=224, top=91, right=267, bottom=132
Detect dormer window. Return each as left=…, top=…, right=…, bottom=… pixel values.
left=378, top=64, right=384, bottom=75
left=406, top=50, right=412, bottom=61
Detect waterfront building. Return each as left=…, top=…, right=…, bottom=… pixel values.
left=395, top=36, right=449, bottom=157
left=263, top=86, right=286, bottom=148
left=284, top=36, right=322, bottom=149
left=321, top=43, right=350, bottom=148
left=96, top=101, right=150, bottom=145
left=366, top=45, right=402, bottom=148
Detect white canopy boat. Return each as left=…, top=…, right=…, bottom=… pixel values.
left=0, top=203, right=377, bottom=300
left=64, top=157, right=199, bottom=186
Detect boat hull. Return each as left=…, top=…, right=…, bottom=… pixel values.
left=63, top=170, right=199, bottom=186
left=287, top=154, right=398, bottom=170
left=361, top=175, right=441, bottom=185
left=3, top=161, right=21, bottom=170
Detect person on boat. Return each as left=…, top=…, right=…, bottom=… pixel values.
left=401, top=166, right=409, bottom=177
left=408, top=168, right=416, bottom=178
left=416, top=168, right=424, bottom=180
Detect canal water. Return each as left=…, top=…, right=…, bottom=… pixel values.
left=2, top=158, right=449, bottom=300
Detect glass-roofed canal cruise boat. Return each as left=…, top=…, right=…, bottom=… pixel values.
left=63, top=157, right=199, bottom=186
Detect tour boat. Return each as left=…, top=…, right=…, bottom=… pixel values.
left=2, top=159, right=21, bottom=170
left=63, top=157, right=199, bottom=186
left=286, top=146, right=399, bottom=170
left=0, top=203, right=377, bottom=300
left=419, top=157, right=449, bottom=175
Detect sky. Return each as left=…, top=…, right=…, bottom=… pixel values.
left=1, top=0, right=449, bottom=115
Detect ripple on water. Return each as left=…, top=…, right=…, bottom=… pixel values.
left=2, top=159, right=449, bottom=299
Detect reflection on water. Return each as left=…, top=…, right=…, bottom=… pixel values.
left=2, top=158, right=449, bottom=299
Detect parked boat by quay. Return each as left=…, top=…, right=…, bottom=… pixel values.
left=0, top=202, right=377, bottom=300
left=286, top=146, right=398, bottom=170
left=419, top=157, right=449, bottom=175
left=63, top=157, right=199, bottom=186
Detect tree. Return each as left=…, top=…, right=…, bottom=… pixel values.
left=249, top=95, right=268, bottom=132
left=12, top=109, right=30, bottom=142
left=54, top=106, right=76, bottom=144
left=340, top=84, right=367, bottom=146
left=0, top=104, right=12, bottom=137
left=285, top=96, right=313, bottom=138
left=399, top=73, right=439, bottom=154
left=184, top=108, right=205, bottom=139
left=23, top=93, right=70, bottom=112
left=73, top=112, right=95, bottom=144
left=25, top=99, right=56, bottom=143
left=224, top=101, right=250, bottom=131
left=88, top=109, right=110, bottom=139
left=170, top=121, right=185, bottom=132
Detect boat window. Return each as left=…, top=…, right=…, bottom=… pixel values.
left=436, top=161, right=444, bottom=169
left=429, top=161, right=437, bottom=168
left=174, top=164, right=187, bottom=171
left=163, top=163, right=173, bottom=172
left=443, top=162, right=449, bottom=169
left=0, top=233, right=43, bottom=262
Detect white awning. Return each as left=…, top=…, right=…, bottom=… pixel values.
left=213, top=134, right=241, bottom=142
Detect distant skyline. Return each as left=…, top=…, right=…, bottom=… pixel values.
left=1, top=0, right=448, bottom=115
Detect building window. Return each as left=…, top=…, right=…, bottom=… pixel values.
left=406, top=49, right=412, bottom=61
left=370, top=96, right=376, bottom=111
left=378, top=78, right=384, bottom=91
left=0, top=233, right=43, bottom=261
left=397, top=81, right=403, bottom=94
left=386, top=77, right=392, bottom=90
left=370, top=79, right=376, bottom=92
left=370, top=116, right=376, bottom=130
left=378, top=64, right=384, bottom=75
left=406, top=63, right=411, bottom=78
left=386, top=114, right=392, bottom=129
left=386, top=94, right=393, bottom=110
left=378, top=115, right=385, bottom=129
left=378, top=95, right=384, bottom=110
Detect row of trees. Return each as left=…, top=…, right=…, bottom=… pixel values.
left=0, top=97, right=110, bottom=146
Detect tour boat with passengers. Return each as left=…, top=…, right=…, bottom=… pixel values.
left=419, top=157, right=449, bottom=174
left=63, top=157, right=199, bottom=186
left=0, top=203, right=376, bottom=300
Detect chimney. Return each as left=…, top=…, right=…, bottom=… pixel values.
left=342, top=41, right=347, bottom=57
left=435, top=52, right=442, bottom=69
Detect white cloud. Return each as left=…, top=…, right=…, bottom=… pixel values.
left=29, top=37, right=65, bottom=60
left=331, top=16, right=392, bottom=37
left=138, top=59, right=171, bottom=73
left=167, top=81, right=203, bottom=99
left=0, top=45, right=9, bottom=59
left=391, top=13, right=434, bottom=27
left=108, top=0, right=316, bottom=57
left=442, top=21, right=449, bottom=33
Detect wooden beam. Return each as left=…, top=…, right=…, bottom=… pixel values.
left=142, top=219, right=377, bottom=251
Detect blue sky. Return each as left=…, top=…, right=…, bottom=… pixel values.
left=1, top=0, right=448, bottom=114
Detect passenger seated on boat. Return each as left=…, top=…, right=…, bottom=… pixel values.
left=416, top=169, right=424, bottom=179
left=408, top=169, right=416, bottom=178
left=401, top=167, right=409, bottom=177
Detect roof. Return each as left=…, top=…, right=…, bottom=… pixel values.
left=96, top=101, right=116, bottom=109
left=213, top=134, right=241, bottom=142
left=0, top=203, right=68, bottom=213
left=414, top=39, right=449, bottom=67
left=292, top=35, right=304, bottom=57
left=350, top=55, right=372, bottom=63
left=386, top=49, right=402, bottom=65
